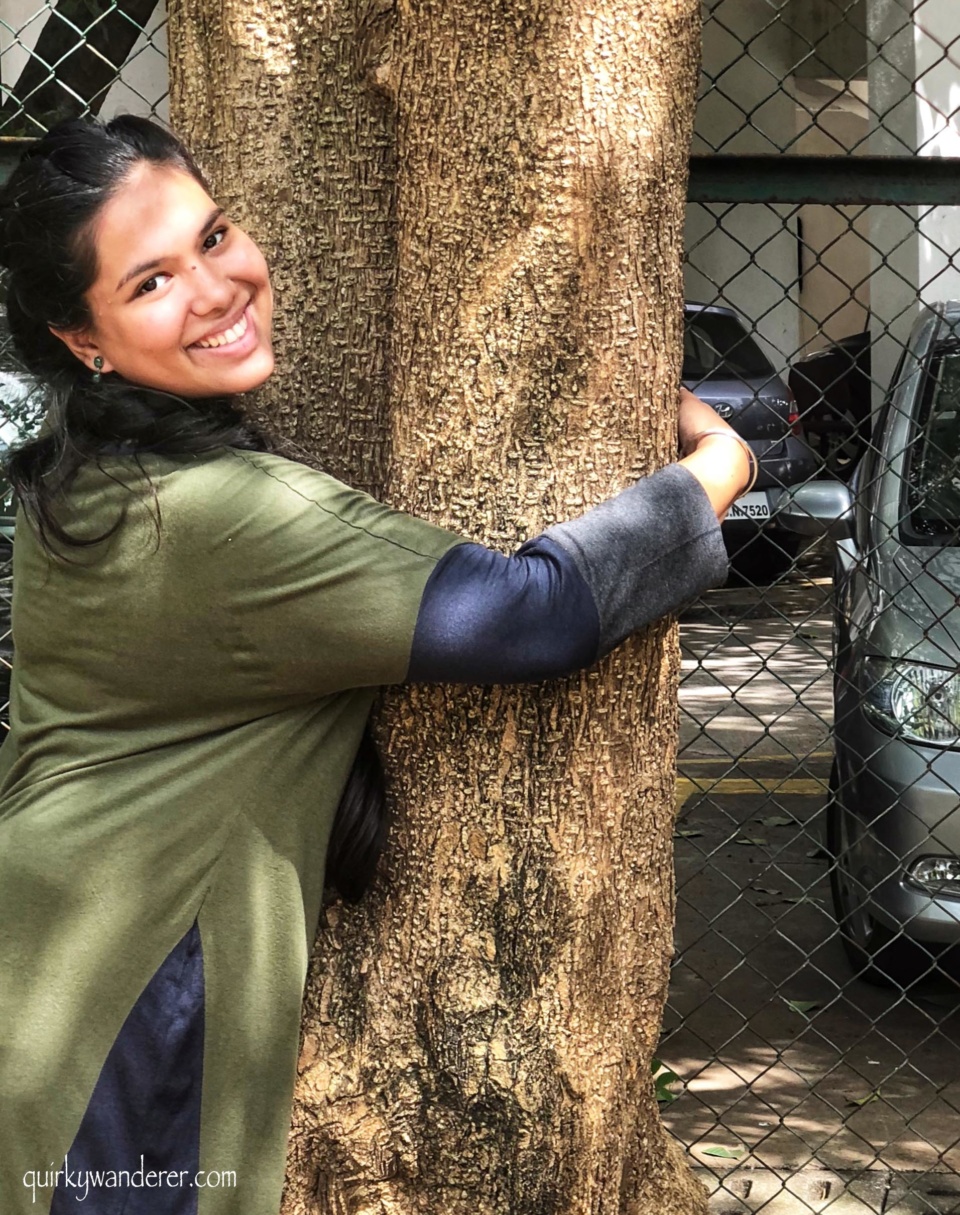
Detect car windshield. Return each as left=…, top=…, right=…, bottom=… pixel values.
left=683, top=311, right=775, bottom=381
left=907, top=343, right=960, bottom=542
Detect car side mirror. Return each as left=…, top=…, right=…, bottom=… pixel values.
left=776, top=481, right=854, bottom=540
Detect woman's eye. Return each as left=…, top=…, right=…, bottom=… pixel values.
left=203, top=227, right=227, bottom=251
left=136, top=274, right=168, bottom=297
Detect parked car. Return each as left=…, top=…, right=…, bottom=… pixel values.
left=789, top=329, right=872, bottom=481
left=683, top=302, right=818, bottom=578
left=779, top=300, right=960, bottom=987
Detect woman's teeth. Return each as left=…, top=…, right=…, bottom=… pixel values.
left=195, top=311, right=248, bottom=349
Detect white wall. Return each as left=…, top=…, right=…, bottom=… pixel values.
left=867, top=0, right=960, bottom=404
left=686, top=0, right=801, bottom=377
left=1, top=0, right=49, bottom=86
left=100, top=8, right=169, bottom=124
left=792, top=79, right=871, bottom=354
left=0, top=0, right=168, bottom=124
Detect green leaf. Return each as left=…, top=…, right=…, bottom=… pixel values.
left=735, top=836, right=768, bottom=846
left=759, top=815, right=797, bottom=827
left=784, top=999, right=821, bottom=1015
left=674, top=828, right=704, bottom=839
left=847, top=1091, right=881, bottom=1107
left=701, top=1146, right=745, bottom=1159
left=651, top=1058, right=682, bottom=1105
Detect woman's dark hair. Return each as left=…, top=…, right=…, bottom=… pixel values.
left=0, top=114, right=386, bottom=902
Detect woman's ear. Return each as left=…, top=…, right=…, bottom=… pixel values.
left=47, top=325, right=114, bottom=375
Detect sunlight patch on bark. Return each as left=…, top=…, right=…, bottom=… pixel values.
left=227, top=2, right=296, bottom=76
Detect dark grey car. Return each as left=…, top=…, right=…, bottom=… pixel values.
left=781, top=301, right=960, bottom=986
left=684, top=302, right=818, bottom=575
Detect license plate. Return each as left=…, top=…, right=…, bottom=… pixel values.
left=727, top=491, right=771, bottom=521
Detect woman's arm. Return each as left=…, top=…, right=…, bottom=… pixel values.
left=677, top=387, right=753, bottom=521
left=406, top=393, right=742, bottom=684
left=215, top=396, right=745, bottom=694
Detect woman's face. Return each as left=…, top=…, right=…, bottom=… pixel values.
left=56, top=161, right=274, bottom=398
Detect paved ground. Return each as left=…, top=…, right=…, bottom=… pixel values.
left=665, top=550, right=960, bottom=1212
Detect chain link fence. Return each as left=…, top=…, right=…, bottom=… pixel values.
left=2, top=1, right=960, bottom=1212
left=666, top=2, right=960, bottom=1211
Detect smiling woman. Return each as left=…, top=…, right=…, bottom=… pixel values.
left=59, top=163, right=275, bottom=398
left=0, top=115, right=748, bottom=1215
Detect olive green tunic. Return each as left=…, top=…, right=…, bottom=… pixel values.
left=0, top=449, right=463, bottom=1214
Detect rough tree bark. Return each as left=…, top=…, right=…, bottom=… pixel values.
left=167, top=2, right=706, bottom=1212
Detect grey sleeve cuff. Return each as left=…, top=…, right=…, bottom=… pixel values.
left=541, top=462, right=728, bottom=655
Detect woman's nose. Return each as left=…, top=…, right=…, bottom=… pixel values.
left=187, top=260, right=234, bottom=314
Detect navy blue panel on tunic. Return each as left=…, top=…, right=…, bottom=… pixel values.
left=407, top=536, right=600, bottom=684
left=51, top=921, right=205, bottom=1215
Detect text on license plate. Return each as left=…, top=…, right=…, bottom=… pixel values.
left=727, top=491, right=770, bottom=521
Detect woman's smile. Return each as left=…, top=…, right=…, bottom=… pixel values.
left=189, top=304, right=257, bottom=354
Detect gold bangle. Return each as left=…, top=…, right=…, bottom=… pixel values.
left=688, top=429, right=759, bottom=498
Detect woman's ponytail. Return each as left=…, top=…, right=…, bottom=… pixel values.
left=325, top=723, right=389, bottom=903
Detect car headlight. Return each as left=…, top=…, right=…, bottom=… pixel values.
left=862, top=657, right=960, bottom=746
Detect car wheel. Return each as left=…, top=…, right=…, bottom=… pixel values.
left=726, top=530, right=800, bottom=584
left=826, top=760, right=941, bottom=989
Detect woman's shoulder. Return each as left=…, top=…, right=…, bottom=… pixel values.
left=150, top=448, right=382, bottom=524
left=53, top=447, right=353, bottom=549
left=146, top=448, right=463, bottom=561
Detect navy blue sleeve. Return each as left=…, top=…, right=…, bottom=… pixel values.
left=405, top=463, right=729, bottom=685
left=406, top=536, right=600, bottom=684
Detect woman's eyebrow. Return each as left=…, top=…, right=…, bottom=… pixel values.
left=116, top=206, right=226, bottom=292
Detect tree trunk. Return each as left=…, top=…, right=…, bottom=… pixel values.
left=167, top=2, right=706, bottom=1212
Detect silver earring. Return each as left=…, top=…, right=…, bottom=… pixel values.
left=92, top=356, right=104, bottom=384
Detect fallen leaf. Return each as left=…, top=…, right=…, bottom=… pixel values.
left=847, top=1091, right=881, bottom=1107
left=735, top=837, right=768, bottom=846
left=652, top=1059, right=682, bottom=1105
left=784, top=999, right=821, bottom=1015
left=675, top=828, right=704, bottom=839
left=759, top=815, right=798, bottom=827
left=701, top=1146, right=746, bottom=1159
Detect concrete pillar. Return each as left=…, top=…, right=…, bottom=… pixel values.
left=686, top=0, right=801, bottom=376
left=868, top=0, right=960, bottom=403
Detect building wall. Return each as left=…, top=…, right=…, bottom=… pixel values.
left=793, top=79, right=871, bottom=354
left=868, top=0, right=960, bottom=404
left=686, top=0, right=801, bottom=376
left=0, top=0, right=168, bottom=124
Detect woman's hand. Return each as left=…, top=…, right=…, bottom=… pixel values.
left=678, top=387, right=736, bottom=455
left=676, top=387, right=754, bottom=522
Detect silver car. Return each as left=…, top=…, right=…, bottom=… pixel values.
left=782, top=301, right=960, bottom=987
